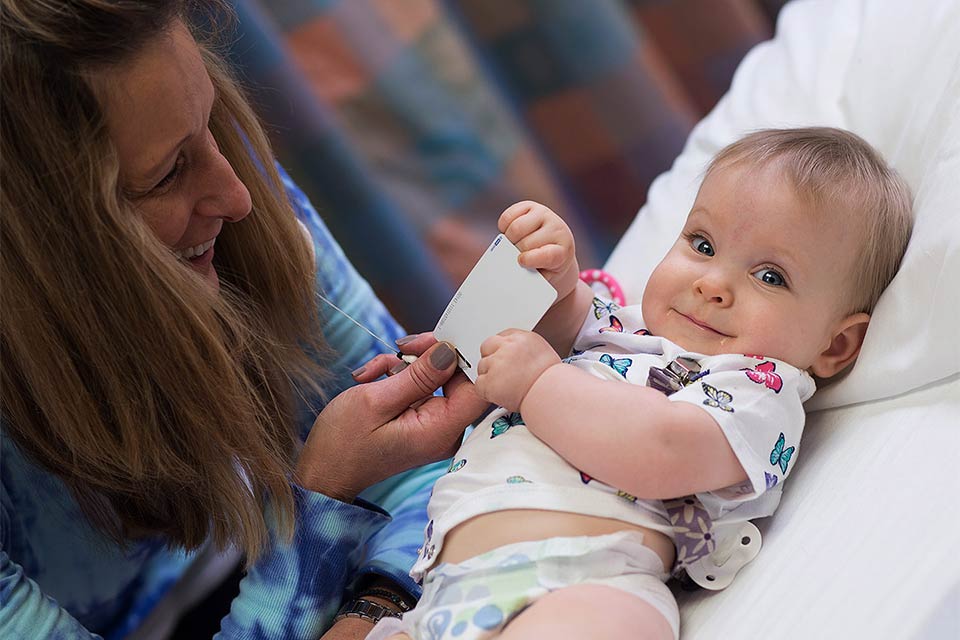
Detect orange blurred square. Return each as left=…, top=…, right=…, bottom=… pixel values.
left=288, top=19, right=369, bottom=103
left=527, top=90, right=618, bottom=171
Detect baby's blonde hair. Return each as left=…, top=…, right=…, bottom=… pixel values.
left=706, top=127, right=913, bottom=315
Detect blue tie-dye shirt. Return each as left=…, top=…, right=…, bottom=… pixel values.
left=0, top=166, right=445, bottom=639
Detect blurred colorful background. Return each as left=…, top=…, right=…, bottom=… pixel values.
left=221, top=0, right=789, bottom=330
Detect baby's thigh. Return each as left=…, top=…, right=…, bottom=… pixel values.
left=498, top=584, right=675, bottom=640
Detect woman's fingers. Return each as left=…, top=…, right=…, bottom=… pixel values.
left=351, top=353, right=403, bottom=382
left=391, top=371, right=488, bottom=461
left=297, top=342, right=464, bottom=497
left=351, top=333, right=439, bottom=382
left=395, top=332, right=438, bottom=355
left=359, top=342, right=460, bottom=423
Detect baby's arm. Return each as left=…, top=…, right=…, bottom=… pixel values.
left=522, top=364, right=748, bottom=498
left=498, top=202, right=594, bottom=357
left=476, top=332, right=748, bottom=498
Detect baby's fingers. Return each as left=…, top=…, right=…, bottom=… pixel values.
left=498, top=201, right=538, bottom=234
left=519, top=244, right=568, bottom=270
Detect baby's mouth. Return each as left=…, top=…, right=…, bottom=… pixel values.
left=675, top=310, right=732, bottom=337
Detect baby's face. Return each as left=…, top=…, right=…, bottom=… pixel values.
left=642, top=161, right=859, bottom=371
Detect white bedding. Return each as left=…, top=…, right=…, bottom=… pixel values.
left=602, top=0, right=960, bottom=636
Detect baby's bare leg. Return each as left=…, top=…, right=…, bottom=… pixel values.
left=382, top=634, right=412, bottom=640
left=498, top=584, right=675, bottom=640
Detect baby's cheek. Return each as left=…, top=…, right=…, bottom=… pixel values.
left=746, top=317, right=814, bottom=366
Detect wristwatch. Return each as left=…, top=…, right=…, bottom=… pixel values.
left=334, top=597, right=402, bottom=624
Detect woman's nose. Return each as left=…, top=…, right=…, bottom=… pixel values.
left=194, top=136, right=252, bottom=223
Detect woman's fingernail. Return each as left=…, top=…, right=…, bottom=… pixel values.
left=389, top=362, right=408, bottom=376
left=430, top=343, right=456, bottom=369
left=351, top=366, right=366, bottom=377
left=395, top=335, right=417, bottom=346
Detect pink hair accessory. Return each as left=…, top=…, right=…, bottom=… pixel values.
left=578, top=269, right=627, bottom=306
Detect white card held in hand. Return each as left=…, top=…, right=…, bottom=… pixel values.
left=433, top=234, right=557, bottom=382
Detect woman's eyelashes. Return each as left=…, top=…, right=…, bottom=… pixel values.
left=152, top=154, right=186, bottom=193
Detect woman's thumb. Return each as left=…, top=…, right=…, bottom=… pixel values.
left=369, top=342, right=459, bottom=415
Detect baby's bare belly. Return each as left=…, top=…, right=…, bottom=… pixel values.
left=436, top=509, right=676, bottom=573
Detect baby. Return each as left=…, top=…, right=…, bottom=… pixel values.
left=370, top=127, right=912, bottom=640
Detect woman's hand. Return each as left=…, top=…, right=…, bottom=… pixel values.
left=475, top=329, right=561, bottom=412
left=498, top=201, right=580, bottom=303
left=295, top=335, right=488, bottom=501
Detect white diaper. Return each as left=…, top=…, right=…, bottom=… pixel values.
left=366, top=531, right=679, bottom=640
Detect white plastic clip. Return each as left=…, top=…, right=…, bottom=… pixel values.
left=685, top=522, right=762, bottom=590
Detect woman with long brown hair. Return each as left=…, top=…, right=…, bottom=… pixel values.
left=0, top=1, right=486, bottom=638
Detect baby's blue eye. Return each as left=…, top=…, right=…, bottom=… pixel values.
left=690, top=235, right=714, bottom=256
left=753, top=268, right=786, bottom=287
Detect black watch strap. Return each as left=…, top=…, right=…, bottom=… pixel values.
left=355, top=587, right=413, bottom=612
left=334, top=598, right=402, bottom=624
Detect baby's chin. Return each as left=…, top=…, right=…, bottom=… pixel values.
left=652, top=325, right=734, bottom=358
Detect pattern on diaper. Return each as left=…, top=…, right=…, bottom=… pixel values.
left=743, top=360, right=783, bottom=393
left=599, top=315, right=623, bottom=333
left=600, top=354, right=633, bottom=377
left=592, top=296, right=620, bottom=319
left=419, top=554, right=539, bottom=639
left=579, top=471, right=593, bottom=484
left=769, top=432, right=795, bottom=474
left=448, top=458, right=466, bottom=473
left=491, top=412, right=524, bottom=438
left=506, top=475, right=531, bottom=484
left=701, top=382, right=734, bottom=412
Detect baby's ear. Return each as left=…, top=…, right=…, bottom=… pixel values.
left=810, top=313, right=871, bottom=378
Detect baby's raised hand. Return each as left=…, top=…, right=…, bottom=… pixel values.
left=498, top=201, right=580, bottom=303
left=475, top=329, right=561, bottom=412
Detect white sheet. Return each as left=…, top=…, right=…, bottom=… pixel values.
left=601, top=0, right=960, bottom=636
left=677, top=377, right=959, bottom=638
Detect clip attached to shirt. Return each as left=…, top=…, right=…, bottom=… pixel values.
left=647, top=356, right=706, bottom=394
left=652, top=356, right=763, bottom=591
left=683, top=522, right=762, bottom=590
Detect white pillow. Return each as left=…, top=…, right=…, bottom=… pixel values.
left=604, top=0, right=960, bottom=411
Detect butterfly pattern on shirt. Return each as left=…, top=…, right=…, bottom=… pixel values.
left=592, top=296, right=620, bottom=319
left=597, top=314, right=652, bottom=336
left=599, top=353, right=633, bottom=377
left=577, top=469, right=636, bottom=502
left=769, top=432, right=795, bottom=474
left=764, top=471, right=779, bottom=489
left=743, top=360, right=783, bottom=393
left=701, top=382, right=734, bottom=412
left=490, top=412, right=524, bottom=438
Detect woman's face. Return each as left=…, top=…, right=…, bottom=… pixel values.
left=96, top=21, right=251, bottom=289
